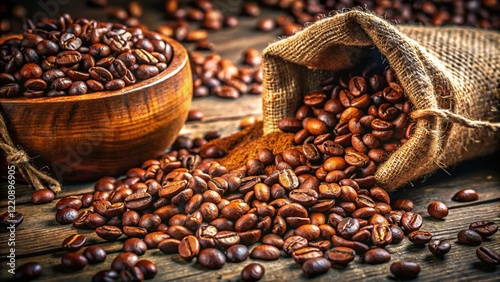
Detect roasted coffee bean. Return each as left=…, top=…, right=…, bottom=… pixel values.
left=283, top=236, right=308, bottom=255
left=124, top=192, right=152, bottom=210
left=31, top=189, right=55, bottom=204
left=262, top=234, right=284, bottom=249
left=136, top=64, right=159, bottom=79
left=62, top=234, right=87, bottom=251
left=408, top=230, right=433, bottom=244
left=371, top=224, right=392, bottom=247
left=13, top=262, right=43, bottom=281
left=226, top=244, right=249, bottom=263
left=158, top=238, right=181, bottom=254
left=62, top=252, right=88, bottom=270
left=390, top=261, right=421, bottom=280
left=251, top=244, right=281, bottom=260
left=135, top=259, right=157, bottom=279
left=83, top=245, right=107, bottom=264
left=469, top=221, right=498, bottom=238
left=96, top=225, right=123, bottom=241
left=292, top=247, right=323, bottom=264
left=337, top=217, right=360, bottom=239
left=452, top=189, right=479, bottom=202
left=326, top=246, right=356, bottom=266
left=241, top=263, right=265, bottom=281
left=400, top=212, right=423, bottom=232
left=390, top=225, right=405, bottom=244
left=20, top=63, right=42, bottom=79
left=56, top=208, right=79, bottom=224
left=198, top=248, right=226, bottom=269
left=89, top=66, right=113, bottom=83
left=68, top=81, right=87, bottom=95
left=111, top=252, right=139, bottom=272
left=120, top=266, right=144, bottom=282
left=215, top=231, right=240, bottom=248
left=332, top=235, right=369, bottom=255
left=476, top=246, right=500, bottom=268
left=56, top=50, right=82, bottom=66
left=123, top=238, right=148, bottom=256
left=428, top=239, right=451, bottom=257
left=392, top=198, right=414, bottom=211
left=457, top=229, right=482, bottom=246
left=427, top=201, right=448, bottom=219
left=178, top=235, right=200, bottom=261
left=92, top=270, right=119, bottom=282
left=289, top=188, right=318, bottom=206
left=363, top=248, right=391, bottom=264
left=302, top=257, right=331, bottom=278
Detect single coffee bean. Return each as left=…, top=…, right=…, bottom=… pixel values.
left=96, top=225, right=123, bottom=241
left=371, top=224, right=393, bottom=247
left=427, top=201, right=448, bottom=219
left=476, top=246, right=500, bottom=268
left=241, top=263, right=265, bottom=281
left=31, top=189, right=55, bottom=204
left=326, top=246, right=356, bottom=266
left=124, top=192, right=152, bottom=210
left=20, top=63, right=42, bottom=79
left=363, top=248, right=391, bottom=264
left=92, top=270, right=119, bottom=282
left=408, top=230, right=433, bottom=245
left=400, top=212, right=423, bottom=232
left=302, top=257, right=331, bottom=278
left=61, top=252, right=88, bottom=270
left=120, top=266, right=144, bottom=282
left=337, top=217, right=360, bottom=239
left=469, top=221, right=498, bottom=238
left=56, top=50, right=82, bottom=66
left=83, top=245, right=107, bottom=264
left=136, top=64, right=159, bottom=79
left=14, top=262, right=43, bottom=281
left=215, top=231, right=240, bottom=248
left=390, top=261, right=421, bottom=280
left=158, top=238, right=181, bottom=254
left=226, top=244, right=249, bottom=263
left=197, top=248, right=226, bottom=269
left=68, top=81, right=88, bottom=95
left=452, top=189, right=479, bottom=202
left=178, top=235, right=200, bottom=261
left=55, top=208, right=79, bottom=224
left=123, top=238, right=148, bottom=256
left=390, top=225, right=405, bottom=244
left=62, top=234, right=87, bottom=251
left=111, top=252, right=139, bottom=272
left=457, top=229, right=482, bottom=246
left=291, top=247, right=323, bottom=264
left=392, top=198, right=414, bottom=212
left=250, top=244, right=281, bottom=260
left=135, top=259, right=157, bottom=279
left=428, top=239, right=451, bottom=257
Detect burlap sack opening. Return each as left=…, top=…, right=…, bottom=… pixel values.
left=262, top=10, right=500, bottom=190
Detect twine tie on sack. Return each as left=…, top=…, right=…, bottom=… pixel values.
left=411, top=109, right=500, bottom=131
left=0, top=112, right=61, bottom=193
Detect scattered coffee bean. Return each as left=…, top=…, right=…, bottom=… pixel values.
left=61, top=252, right=88, bottom=270
left=62, top=234, right=87, bottom=251
left=469, top=221, right=498, bottom=238
left=428, top=239, right=451, bottom=257
left=1, top=211, right=24, bottom=228
left=452, top=189, right=479, bottom=202
left=226, top=244, right=249, bottom=263
left=197, top=248, right=226, bottom=269
left=476, top=246, right=500, bottom=268
left=427, top=201, right=448, bottom=219
left=14, top=262, right=43, bottom=281
left=31, top=189, right=55, bottom=205
left=83, top=246, right=107, bottom=264
left=302, top=257, right=331, bottom=277
left=241, top=263, right=265, bottom=281
left=457, top=229, right=482, bottom=246
left=136, top=259, right=157, bottom=279
left=363, top=248, right=391, bottom=264
left=390, top=261, right=421, bottom=280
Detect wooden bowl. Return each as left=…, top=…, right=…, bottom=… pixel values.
left=0, top=36, right=192, bottom=182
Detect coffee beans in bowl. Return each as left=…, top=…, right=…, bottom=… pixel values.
left=0, top=15, right=192, bottom=181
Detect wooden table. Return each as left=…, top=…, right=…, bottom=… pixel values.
left=1, top=1, right=499, bottom=281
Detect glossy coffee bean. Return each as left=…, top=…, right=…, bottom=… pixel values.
left=31, top=189, right=55, bottom=204
left=226, top=244, right=249, bottom=263
left=428, top=239, right=451, bottom=257
left=123, top=238, right=148, bottom=256
left=427, top=201, right=448, bottom=219
left=457, top=229, right=482, bottom=246
left=95, top=225, right=123, bottom=241
left=135, top=259, right=158, bottom=279
left=250, top=244, right=281, bottom=260
left=111, top=252, right=139, bottom=272
left=61, top=252, right=88, bottom=270
left=363, top=248, right=391, bottom=264
left=476, top=246, right=500, bottom=268
left=62, top=234, right=87, bottom=251
left=178, top=235, right=200, bottom=261
left=326, top=246, right=355, bottom=266
left=452, top=189, right=478, bottom=202
left=241, top=263, right=265, bottom=281
left=55, top=208, right=79, bottom=224
left=197, top=248, right=226, bottom=269
left=469, top=221, right=498, bottom=238
left=390, top=261, right=420, bottom=280
left=83, top=246, right=107, bottom=264
left=400, top=212, right=423, bottom=232
left=408, top=230, right=433, bottom=245
left=302, top=257, right=331, bottom=278
left=14, top=262, right=43, bottom=281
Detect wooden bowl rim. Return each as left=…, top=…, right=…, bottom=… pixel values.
left=0, top=35, right=189, bottom=104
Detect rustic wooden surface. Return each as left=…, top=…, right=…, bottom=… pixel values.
left=1, top=1, right=499, bottom=281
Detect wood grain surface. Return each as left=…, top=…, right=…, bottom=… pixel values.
left=1, top=1, right=499, bottom=281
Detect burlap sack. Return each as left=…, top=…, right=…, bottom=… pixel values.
left=262, top=10, right=500, bottom=190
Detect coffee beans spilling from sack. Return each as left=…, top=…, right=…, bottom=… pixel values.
left=43, top=57, right=453, bottom=280
left=0, top=14, right=173, bottom=98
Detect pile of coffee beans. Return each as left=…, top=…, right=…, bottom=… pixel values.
left=0, top=14, right=173, bottom=98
